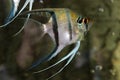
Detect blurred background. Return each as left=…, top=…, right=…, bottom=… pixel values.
left=0, top=0, right=120, bottom=80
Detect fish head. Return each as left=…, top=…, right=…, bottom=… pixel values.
left=77, top=17, right=92, bottom=31
left=67, top=10, right=90, bottom=41
left=76, top=16, right=92, bottom=40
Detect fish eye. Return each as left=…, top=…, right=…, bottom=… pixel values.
left=77, top=17, right=83, bottom=24
left=77, top=17, right=89, bottom=32
left=84, top=18, right=89, bottom=24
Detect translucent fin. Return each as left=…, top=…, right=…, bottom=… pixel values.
left=33, top=41, right=80, bottom=73
left=47, top=45, right=65, bottom=61
left=28, top=45, right=64, bottom=70
left=45, top=41, right=80, bottom=80
left=46, top=53, right=75, bottom=80
left=13, top=0, right=34, bottom=36
left=0, top=0, right=32, bottom=27
left=34, top=41, right=80, bottom=80
left=12, top=17, right=46, bottom=37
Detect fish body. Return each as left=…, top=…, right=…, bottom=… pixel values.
left=23, top=8, right=90, bottom=70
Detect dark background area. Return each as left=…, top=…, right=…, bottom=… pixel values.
left=0, top=0, right=120, bottom=80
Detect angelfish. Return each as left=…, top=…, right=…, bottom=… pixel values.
left=21, top=8, right=91, bottom=80
left=0, top=0, right=34, bottom=27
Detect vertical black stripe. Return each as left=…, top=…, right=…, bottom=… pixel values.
left=50, top=12, right=59, bottom=46
left=65, top=9, right=72, bottom=40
